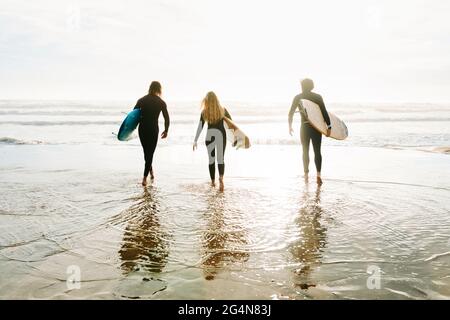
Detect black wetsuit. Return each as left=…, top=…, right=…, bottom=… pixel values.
left=194, top=109, right=232, bottom=180
left=288, top=91, right=331, bottom=174
left=134, top=94, right=170, bottom=177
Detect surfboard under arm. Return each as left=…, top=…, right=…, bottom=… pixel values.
left=223, top=117, right=251, bottom=149
left=300, top=99, right=348, bottom=140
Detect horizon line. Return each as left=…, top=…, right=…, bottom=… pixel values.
left=0, top=98, right=450, bottom=106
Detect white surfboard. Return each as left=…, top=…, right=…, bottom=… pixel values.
left=300, top=99, right=348, bottom=140
left=223, top=117, right=251, bottom=149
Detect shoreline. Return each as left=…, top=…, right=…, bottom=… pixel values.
left=1, top=144, right=449, bottom=187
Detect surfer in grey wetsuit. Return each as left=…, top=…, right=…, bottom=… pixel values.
left=288, top=78, right=331, bottom=185
left=193, top=91, right=232, bottom=192
left=134, top=81, right=170, bottom=186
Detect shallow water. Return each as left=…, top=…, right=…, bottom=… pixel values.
left=0, top=144, right=449, bottom=299
left=0, top=101, right=449, bottom=299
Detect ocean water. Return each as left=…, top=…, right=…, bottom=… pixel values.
left=1, top=100, right=449, bottom=151
left=0, top=100, right=449, bottom=299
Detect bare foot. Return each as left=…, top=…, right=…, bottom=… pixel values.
left=317, top=176, right=323, bottom=185
left=219, top=177, right=224, bottom=192
left=142, top=177, right=147, bottom=186
left=150, top=169, right=155, bottom=180
left=211, top=180, right=216, bottom=187
left=304, top=174, right=309, bottom=183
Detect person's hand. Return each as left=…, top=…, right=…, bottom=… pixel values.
left=326, top=128, right=331, bottom=137
left=193, top=142, right=197, bottom=151
left=161, top=131, right=168, bottom=139
left=289, top=127, right=294, bottom=136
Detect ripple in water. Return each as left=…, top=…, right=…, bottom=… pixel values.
left=1, top=173, right=449, bottom=299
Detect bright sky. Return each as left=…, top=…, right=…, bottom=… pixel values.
left=1, top=0, right=449, bottom=103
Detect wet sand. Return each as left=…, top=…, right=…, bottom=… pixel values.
left=0, top=144, right=449, bottom=299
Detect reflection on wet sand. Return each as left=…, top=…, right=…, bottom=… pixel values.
left=201, top=192, right=249, bottom=280
left=290, top=185, right=327, bottom=289
left=118, top=187, right=169, bottom=274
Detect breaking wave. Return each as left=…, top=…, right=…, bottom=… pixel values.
left=0, top=137, right=45, bottom=145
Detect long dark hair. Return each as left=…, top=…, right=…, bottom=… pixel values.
left=149, top=81, right=162, bottom=95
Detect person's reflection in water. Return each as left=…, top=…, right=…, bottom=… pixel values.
left=118, top=186, right=169, bottom=274
left=290, top=184, right=327, bottom=290
left=201, top=192, right=249, bottom=280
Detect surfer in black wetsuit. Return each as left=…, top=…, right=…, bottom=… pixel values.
left=134, top=81, right=170, bottom=186
left=288, top=79, right=331, bottom=185
left=193, top=91, right=232, bottom=192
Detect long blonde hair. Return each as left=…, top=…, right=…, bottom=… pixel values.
left=201, top=91, right=225, bottom=124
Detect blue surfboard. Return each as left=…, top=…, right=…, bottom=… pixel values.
left=117, top=108, right=141, bottom=141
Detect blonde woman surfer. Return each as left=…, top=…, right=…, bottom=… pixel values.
left=193, top=92, right=234, bottom=191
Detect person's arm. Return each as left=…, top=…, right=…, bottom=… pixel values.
left=317, top=95, right=331, bottom=127
left=223, top=108, right=239, bottom=131
left=288, top=96, right=299, bottom=135
left=317, top=95, right=331, bottom=136
left=134, top=99, right=141, bottom=110
left=159, top=102, right=169, bottom=139
left=193, top=114, right=205, bottom=150
left=224, top=108, right=232, bottom=120
left=162, top=102, right=170, bottom=132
